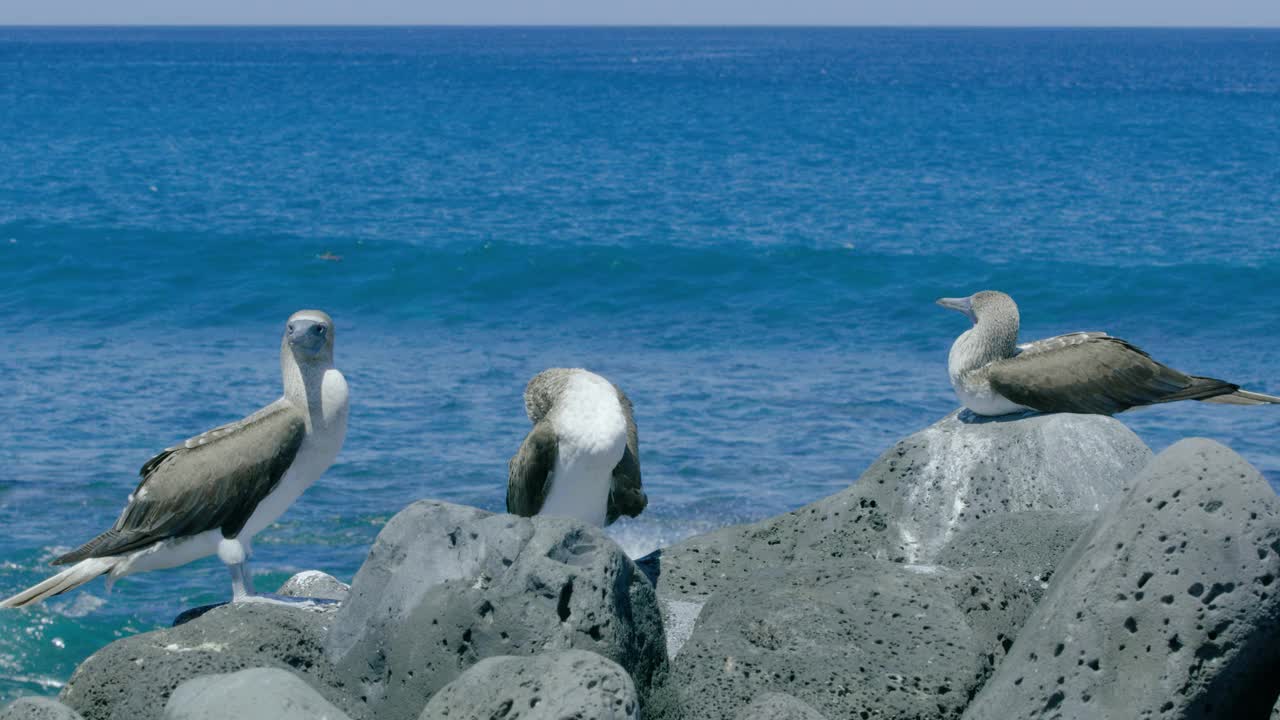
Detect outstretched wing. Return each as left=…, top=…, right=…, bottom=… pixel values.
left=506, top=421, right=557, bottom=517
left=988, top=336, right=1237, bottom=415
left=54, top=401, right=306, bottom=565
left=606, top=385, right=646, bottom=524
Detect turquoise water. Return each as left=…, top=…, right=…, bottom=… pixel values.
left=1, top=27, right=1278, bottom=700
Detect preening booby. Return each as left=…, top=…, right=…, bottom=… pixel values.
left=937, top=290, right=1280, bottom=416
left=0, top=310, right=348, bottom=608
left=507, top=368, right=646, bottom=527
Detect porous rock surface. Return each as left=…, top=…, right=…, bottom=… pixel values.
left=640, top=411, right=1148, bottom=608
left=418, top=649, right=638, bottom=719
left=325, top=500, right=666, bottom=720
left=733, top=692, right=827, bottom=720
left=963, top=438, right=1280, bottom=720
left=277, top=570, right=350, bottom=602
left=61, top=602, right=354, bottom=720
left=936, top=510, right=1097, bottom=599
left=0, top=697, right=85, bottom=720
left=647, top=559, right=1036, bottom=720
left=163, top=667, right=352, bottom=720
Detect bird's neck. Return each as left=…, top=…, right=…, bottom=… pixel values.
left=281, top=350, right=334, bottom=429
left=949, top=315, right=1019, bottom=379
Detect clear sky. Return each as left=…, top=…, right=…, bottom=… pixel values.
left=3, top=0, right=1279, bottom=27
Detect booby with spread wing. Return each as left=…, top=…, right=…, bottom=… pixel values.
left=507, top=368, right=646, bottom=527
left=1, top=310, right=348, bottom=608
left=937, top=290, right=1279, bottom=416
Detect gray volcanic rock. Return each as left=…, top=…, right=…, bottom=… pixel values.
left=648, top=560, right=1036, bottom=720
left=733, top=692, right=827, bottom=720
left=640, top=411, right=1148, bottom=606
left=0, top=697, right=84, bottom=720
left=277, top=570, right=350, bottom=602
left=326, top=500, right=666, bottom=720
left=61, top=603, right=354, bottom=720
left=163, top=668, right=352, bottom=720
left=418, top=650, right=638, bottom=720
left=963, top=439, right=1280, bottom=720
left=1273, top=695, right=1280, bottom=720
left=936, top=510, right=1098, bottom=599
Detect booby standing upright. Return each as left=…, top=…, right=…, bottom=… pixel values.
left=937, top=290, right=1280, bottom=416
left=0, top=310, right=349, bottom=608
left=507, top=368, right=646, bottom=527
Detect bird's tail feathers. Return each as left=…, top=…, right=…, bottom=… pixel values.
left=1201, top=388, right=1280, bottom=406
left=0, top=557, right=118, bottom=608
left=1154, top=376, right=1239, bottom=404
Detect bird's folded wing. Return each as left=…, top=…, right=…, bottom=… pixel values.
left=54, top=401, right=306, bottom=565
left=607, top=385, right=645, bottom=523
left=1015, top=331, right=1110, bottom=356
left=507, top=421, right=557, bottom=517
left=987, top=336, right=1230, bottom=415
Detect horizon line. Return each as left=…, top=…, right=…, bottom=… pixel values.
left=2, top=23, right=1279, bottom=30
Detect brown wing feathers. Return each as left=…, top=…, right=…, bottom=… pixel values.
left=506, top=422, right=557, bottom=517
left=607, top=386, right=646, bottom=523
left=54, top=404, right=305, bottom=565
left=988, top=336, right=1239, bottom=415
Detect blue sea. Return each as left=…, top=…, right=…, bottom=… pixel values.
left=0, top=26, right=1278, bottom=701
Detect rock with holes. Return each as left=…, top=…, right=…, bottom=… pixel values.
left=61, top=602, right=356, bottom=720
left=0, top=697, right=85, bottom=720
left=733, top=692, right=827, bottom=720
left=639, top=411, right=1147, bottom=607
left=645, top=559, right=1036, bottom=720
left=936, top=510, right=1098, bottom=600
left=325, top=500, right=666, bottom=720
left=418, top=650, right=638, bottom=719
left=162, top=667, right=353, bottom=720
left=277, top=570, right=350, bottom=602
left=963, top=438, right=1280, bottom=720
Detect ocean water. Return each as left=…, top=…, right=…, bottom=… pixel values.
left=1, top=26, right=1278, bottom=701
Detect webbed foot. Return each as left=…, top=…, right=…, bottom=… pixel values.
left=233, top=593, right=340, bottom=610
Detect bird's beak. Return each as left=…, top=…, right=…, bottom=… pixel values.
left=936, top=296, right=976, bottom=321
left=287, top=319, right=326, bottom=353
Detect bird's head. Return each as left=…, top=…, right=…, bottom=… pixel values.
left=284, top=309, right=335, bottom=364
left=936, top=290, right=1018, bottom=327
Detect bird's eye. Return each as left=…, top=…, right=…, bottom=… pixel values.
left=314, top=325, right=326, bottom=335
left=287, top=324, right=295, bottom=333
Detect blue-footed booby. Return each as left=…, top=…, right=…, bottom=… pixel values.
left=507, top=368, right=646, bottom=527
left=937, top=290, right=1280, bottom=416
left=0, top=310, right=349, bottom=608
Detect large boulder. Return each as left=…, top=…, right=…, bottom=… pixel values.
left=641, top=412, right=1148, bottom=605
left=733, top=692, right=827, bottom=720
left=0, top=698, right=84, bottom=720
left=963, top=439, right=1280, bottom=720
left=162, top=668, right=352, bottom=720
left=325, top=501, right=666, bottom=720
left=648, top=560, right=1036, bottom=720
left=61, top=603, right=354, bottom=720
left=418, top=650, right=638, bottom=719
